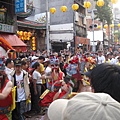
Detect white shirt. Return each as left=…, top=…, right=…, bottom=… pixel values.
left=97, top=56, right=105, bottom=64
left=33, top=70, right=42, bottom=84
left=16, top=71, right=26, bottom=102
left=110, top=58, right=116, bottom=64
left=45, top=66, right=51, bottom=76
left=5, top=67, right=13, bottom=80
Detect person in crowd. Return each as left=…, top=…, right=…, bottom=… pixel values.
left=116, top=56, right=120, bottom=66
left=105, top=53, right=111, bottom=63
left=43, top=58, right=50, bottom=69
left=30, top=56, right=38, bottom=68
left=90, top=63, right=120, bottom=103
left=10, top=58, right=30, bottom=120
left=21, top=60, right=28, bottom=72
left=57, top=53, right=64, bottom=72
left=96, top=50, right=105, bottom=64
left=38, top=56, right=46, bottom=94
left=32, top=62, right=51, bottom=114
left=110, top=53, right=116, bottom=64
left=0, top=58, right=13, bottom=120
left=5, top=58, right=14, bottom=80
left=48, top=92, right=120, bottom=120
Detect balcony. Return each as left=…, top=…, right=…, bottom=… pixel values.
left=0, top=8, right=15, bottom=33
left=0, top=11, right=14, bottom=25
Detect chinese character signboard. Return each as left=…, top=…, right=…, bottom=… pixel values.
left=15, top=0, right=26, bottom=13
left=0, top=23, right=14, bottom=33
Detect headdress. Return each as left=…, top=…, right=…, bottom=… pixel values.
left=50, top=55, right=59, bottom=65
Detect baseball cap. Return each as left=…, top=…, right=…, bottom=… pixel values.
left=14, top=58, right=21, bottom=66
left=48, top=92, right=120, bottom=120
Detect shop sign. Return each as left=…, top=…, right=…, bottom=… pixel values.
left=0, top=23, right=14, bottom=33
left=15, top=0, right=27, bottom=13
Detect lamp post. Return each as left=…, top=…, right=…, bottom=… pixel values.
left=88, top=9, right=97, bottom=52
left=46, top=0, right=50, bottom=55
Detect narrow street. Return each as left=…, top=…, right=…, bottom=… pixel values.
left=26, top=114, right=49, bottom=120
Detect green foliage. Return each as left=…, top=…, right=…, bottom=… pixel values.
left=94, top=0, right=113, bottom=25
left=114, top=31, right=120, bottom=39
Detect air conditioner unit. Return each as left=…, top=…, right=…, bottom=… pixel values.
left=83, top=17, right=86, bottom=25
left=75, top=12, right=79, bottom=22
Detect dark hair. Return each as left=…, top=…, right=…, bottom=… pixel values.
left=21, top=61, right=27, bottom=66
left=33, top=62, right=40, bottom=69
left=5, top=58, right=12, bottom=66
left=39, top=56, right=45, bottom=61
left=91, top=63, right=120, bottom=102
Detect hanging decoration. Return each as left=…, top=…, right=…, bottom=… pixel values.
left=104, top=24, right=108, bottom=29
left=97, top=25, right=101, bottom=29
left=72, top=4, right=79, bottom=11
left=50, top=7, right=56, bottom=14
left=97, top=0, right=104, bottom=7
left=110, top=24, right=114, bottom=28
left=17, top=31, right=32, bottom=41
left=84, top=1, right=91, bottom=9
left=60, top=6, right=67, bottom=12
left=32, top=37, right=36, bottom=50
left=118, top=23, right=120, bottom=28
left=111, top=0, right=118, bottom=4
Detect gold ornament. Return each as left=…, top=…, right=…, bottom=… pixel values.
left=97, top=0, right=104, bottom=7
left=111, top=0, right=118, bottom=4
left=118, top=23, right=120, bottom=28
left=104, top=24, right=108, bottom=29
left=50, top=7, right=56, bottom=14
left=97, top=25, right=101, bottom=29
left=72, top=4, right=79, bottom=11
left=110, top=24, right=114, bottom=28
left=84, top=1, right=91, bottom=9
left=60, top=6, right=67, bottom=12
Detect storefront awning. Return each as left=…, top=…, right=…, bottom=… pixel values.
left=0, top=34, right=27, bottom=52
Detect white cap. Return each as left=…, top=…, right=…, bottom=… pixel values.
left=48, top=92, right=120, bottom=120
left=32, top=56, right=38, bottom=61
left=43, top=58, right=50, bottom=63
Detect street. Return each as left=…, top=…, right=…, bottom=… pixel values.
left=26, top=114, right=49, bottom=120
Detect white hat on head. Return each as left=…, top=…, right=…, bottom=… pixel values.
left=32, top=56, right=38, bottom=61
left=48, top=92, right=120, bottom=120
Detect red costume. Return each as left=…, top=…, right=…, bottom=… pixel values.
left=40, top=71, right=68, bottom=107
left=0, top=80, right=12, bottom=120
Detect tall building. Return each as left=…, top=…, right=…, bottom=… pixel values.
left=39, top=0, right=89, bottom=52
left=0, top=0, right=26, bottom=57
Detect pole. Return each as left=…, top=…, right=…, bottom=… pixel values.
left=73, top=11, right=76, bottom=54
left=92, top=10, right=96, bottom=52
left=46, top=0, right=50, bottom=55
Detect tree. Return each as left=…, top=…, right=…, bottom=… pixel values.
left=94, top=0, right=113, bottom=44
left=94, top=0, right=113, bottom=25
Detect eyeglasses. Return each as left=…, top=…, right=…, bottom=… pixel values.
left=51, top=64, right=59, bottom=67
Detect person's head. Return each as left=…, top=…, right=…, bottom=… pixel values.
left=90, top=63, right=120, bottom=102
left=117, top=57, right=120, bottom=62
left=98, top=50, right=102, bottom=56
left=43, top=58, right=50, bottom=67
left=5, top=58, right=14, bottom=69
left=50, top=56, right=59, bottom=72
left=38, top=56, right=45, bottom=64
left=0, top=58, right=6, bottom=87
left=48, top=92, right=120, bottom=120
left=33, top=62, right=40, bottom=70
left=14, top=58, right=22, bottom=73
left=21, top=60, right=28, bottom=70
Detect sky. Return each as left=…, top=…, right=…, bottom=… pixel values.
left=113, top=0, right=120, bottom=9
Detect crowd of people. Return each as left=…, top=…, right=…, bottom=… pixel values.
left=1, top=46, right=120, bottom=120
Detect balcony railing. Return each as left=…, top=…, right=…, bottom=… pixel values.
left=0, top=10, right=14, bottom=25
